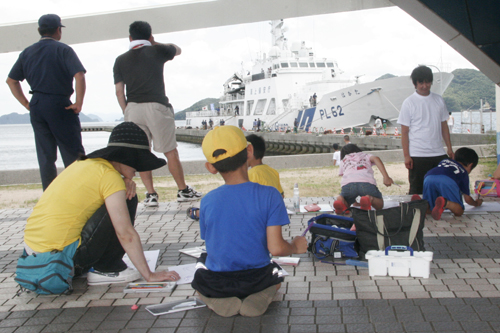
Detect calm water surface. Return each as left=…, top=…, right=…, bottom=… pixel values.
left=0, top=113, right=496, bottom=171
left=0, top=122, right=204, bottom=171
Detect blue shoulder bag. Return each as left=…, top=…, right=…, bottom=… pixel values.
left=15, top=240, right=79, bottom=295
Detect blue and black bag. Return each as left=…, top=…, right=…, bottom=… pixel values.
left=307, top=214, right=358, bottom=260
left=15, top=240, right=79, bottom=295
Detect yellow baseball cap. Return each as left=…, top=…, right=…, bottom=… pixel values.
left=202, top=126, right=248, bottom=164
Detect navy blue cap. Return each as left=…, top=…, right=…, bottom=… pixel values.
left=38, top=14, right=65, bottom=29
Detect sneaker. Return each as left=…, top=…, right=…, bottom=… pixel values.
left=359, top=196, right=372, bottom=210
left=333, top=200, right=348, bottom=215
left=431, top=197, right=447, bottom=220
left=87, top=267, right=142, bottom=286
left=177, top=185, right=202, bottom=202
left=411, top=194, right=421, bottom=201
left=144, top=192, right=159, bottom=207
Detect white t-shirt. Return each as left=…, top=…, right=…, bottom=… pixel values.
left=447, top=115, right=454, bottom=126
left=332, top=151, right=341, bottom=166
left=397, top=91, right=448, bottom=157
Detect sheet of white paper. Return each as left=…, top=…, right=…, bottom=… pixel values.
left=168, top=263, right=197, bottom=284
left=464, top=201, right=500, bottom=213
left=168, top=263, right=289, bottom=284
left=273, top=257, right=300, bottom=265
left=299, top=204, right=333, bottom=213
left=123, top=250, right=159, bottom=273
left=179, top=247, right=206, bottom=258
left=383, top=200, right=400, bottom=209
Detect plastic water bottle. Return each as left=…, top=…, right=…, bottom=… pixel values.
left=293, top=183, right=300, bottom=212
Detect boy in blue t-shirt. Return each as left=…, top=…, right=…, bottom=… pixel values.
left=423, top=147, right=482, bottom=220
left=191, top=126, right=307, bottom=317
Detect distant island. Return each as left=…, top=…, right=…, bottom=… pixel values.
left=1, top=69, right=493, bottom=125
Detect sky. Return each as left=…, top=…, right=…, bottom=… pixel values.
left=0, top=1, right=477, bottom=122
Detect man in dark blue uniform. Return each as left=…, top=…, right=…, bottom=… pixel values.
left=6, top=14, right=86, bottom=190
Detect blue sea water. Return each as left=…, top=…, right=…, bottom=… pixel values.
left=0, top=121, right=205, bottom=171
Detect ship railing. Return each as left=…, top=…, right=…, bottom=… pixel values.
left=186, top=110, right=220, bottom=117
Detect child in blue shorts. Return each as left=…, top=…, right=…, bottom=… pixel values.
left=422, top=147, right=483, bottom=220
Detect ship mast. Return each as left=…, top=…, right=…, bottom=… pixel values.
left=270, top=20, right=285, bottom=50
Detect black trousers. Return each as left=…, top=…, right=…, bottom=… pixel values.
left=73, top=196, right=138, bottom=275
left=29, top=93, right=85, bottom=190
left=408, top=155, right=448, bottom=194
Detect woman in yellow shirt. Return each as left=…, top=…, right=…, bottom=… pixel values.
left=24, top=122, right=180, bottom=285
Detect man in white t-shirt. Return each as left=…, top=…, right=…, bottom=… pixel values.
left=447, top=112, right=454, bottom=132
left=332, top=143, right=341, bottom=167
left=397, top=65, right=453, bottom=194
left=375, top=118, right=383, bottom=135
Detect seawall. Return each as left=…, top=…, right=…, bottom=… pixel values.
left=177, top=129, right=494, bottom=154
left=0, top=144, right=494, bottom=186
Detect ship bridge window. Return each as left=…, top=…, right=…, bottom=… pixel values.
left=299, top=62, right=308, bottom=67
left=326, top=62, right=334, bottom=67
left=309, top=63, right=315, bottom=67
left=316, top=63, right=326, bottom=68
left=266, top=98, right=276, bottom=115
left=263, top=87, right=266, bottom=93
left=290, top=62, right=298, bottom=67
left=274, top=64, right=279, bottom=69
left=254, top=99, right=266, bottom=115
left=281, top=63, right=289, bottom=68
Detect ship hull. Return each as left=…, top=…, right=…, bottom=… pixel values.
left=185, top=73, right=454, bottom=133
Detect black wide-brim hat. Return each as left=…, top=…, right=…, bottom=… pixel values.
left=87, top=122, right=166, bottom=172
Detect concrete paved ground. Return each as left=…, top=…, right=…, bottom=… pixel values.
left=0, top=197, right=500, bottom=332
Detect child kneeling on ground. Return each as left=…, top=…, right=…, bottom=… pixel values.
left=191, top=126, right=307, bottom=317
left=334, top=144, right=394, bottom=215
left=422, top=147, right=482, bottom=220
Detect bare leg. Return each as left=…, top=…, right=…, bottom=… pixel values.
left=446, top=200, right=465, bottom=217
left=139, top=171, right=155, bottom=194
left=164, top=148, right=187, bottom=190
left=370, top=196, right=384, bottom=210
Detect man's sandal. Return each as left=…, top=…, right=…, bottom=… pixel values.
left=186, top=207, right=200, bottom=221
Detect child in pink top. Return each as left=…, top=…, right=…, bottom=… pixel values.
left=334, top=144, right=394, bottom=214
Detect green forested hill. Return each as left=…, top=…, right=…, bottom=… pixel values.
left=443, top=68, right=495, bottom=112
left=174, top=98, right=219, bottom=120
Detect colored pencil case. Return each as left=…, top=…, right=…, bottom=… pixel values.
left=474, top=179, right=500, bottom=197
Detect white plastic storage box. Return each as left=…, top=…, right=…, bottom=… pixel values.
left=365, top=246, right=433, bottom=278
